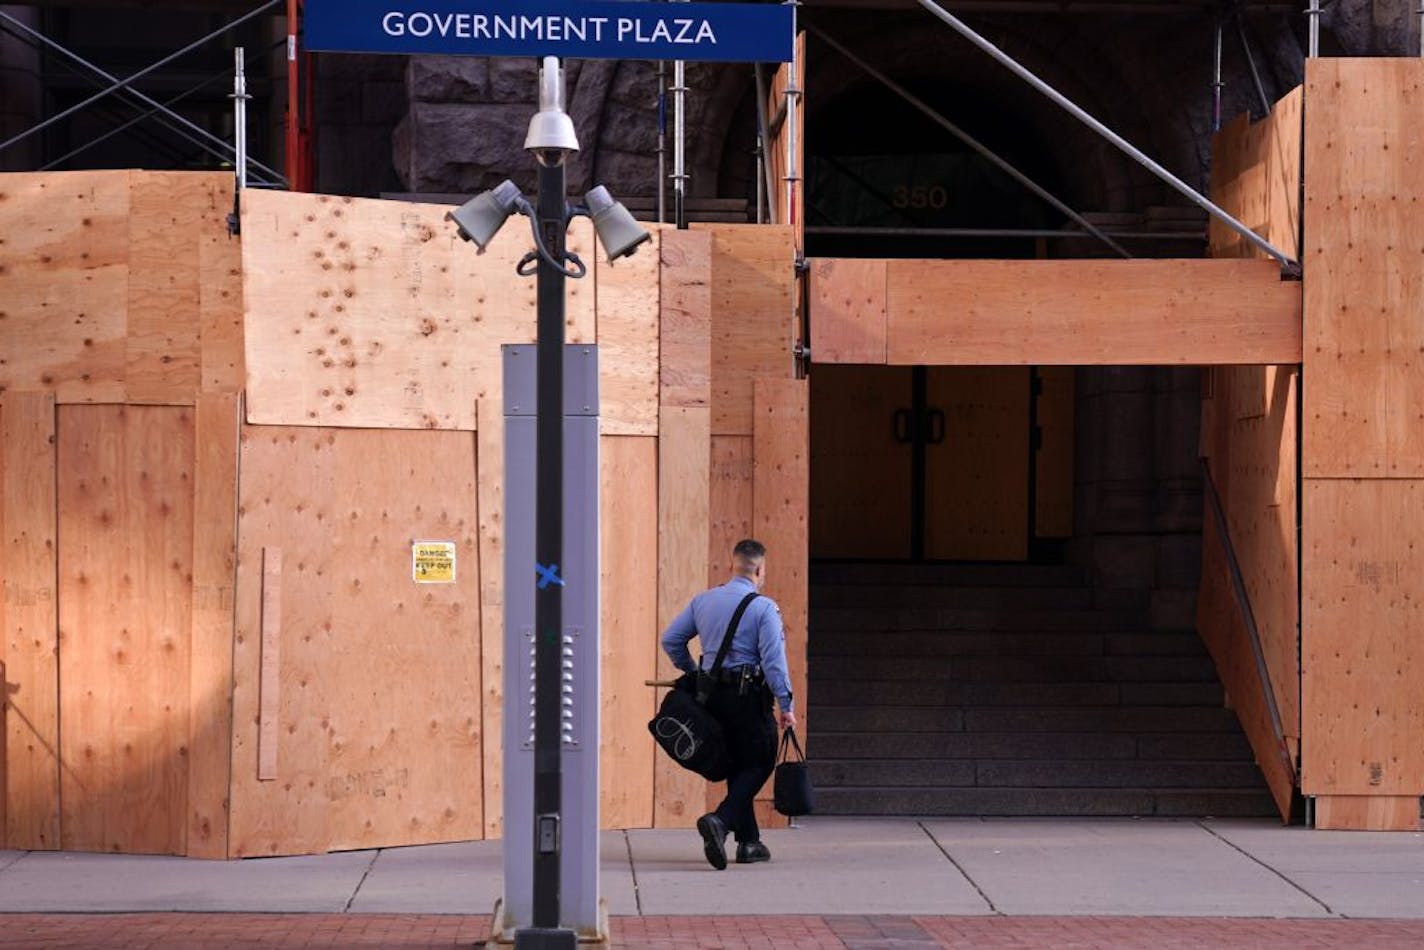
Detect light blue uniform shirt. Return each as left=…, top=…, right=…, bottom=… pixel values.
left=660, top=575, right=794, bottom=714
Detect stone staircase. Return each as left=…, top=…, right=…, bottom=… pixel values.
left=807, top=561, right=1276, bottom=817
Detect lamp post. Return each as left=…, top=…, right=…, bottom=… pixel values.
left=447, top=56, right=649, bottom=950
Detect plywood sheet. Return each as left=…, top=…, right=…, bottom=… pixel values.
left=703, top=225, right=796, bottom=436
left=1314, top=795, right=1419, bottom=831
left=1209, top=87, right=1302, bottom=261
left=0, top=172, right=129, bottom=402
left=653, top=407, right=711, bottom=827
left=476, top=399, right=505, bottom=839
left=1034, top=367, right=1074, bottom=538
left=808, top=259, right=887, bottom=365
left=1, top=392, right=60, bottom=850
left=126, top=173, right=203, bottom=404
left=925, top=367, right=1030, bottom=562
left=1302, top=478, right=1424, bottom=796
left=58, top=405, right=194, bottom=855
left=1198, top=506, right=1294, bottom=822
left=808, top=365, right=911, bottom=559
left=600, top=436, right=657, bottom=829
left=230, top=425, right=484, bottom=855
left=187, top=393, right=239, bottom=857
left=241, top=190, right=597, bottom=431
left=753, top=378, right=809, bottom=828
left=596, top=229, right=660, bottom=436
left=198, top=183, right=246, bottom=393
left=709, top=437, right=754, bottom=586
left=885, top=259, right=1301, bottom=365
left=1303, top=59, right=1424, bottom=476
left=659, top=229, right=712, bottom=409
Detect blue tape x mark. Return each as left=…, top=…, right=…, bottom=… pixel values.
left=536, top=563, right=566, bottom=590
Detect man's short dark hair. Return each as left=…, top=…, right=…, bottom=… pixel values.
left=733, top=539, right=766, bottom=560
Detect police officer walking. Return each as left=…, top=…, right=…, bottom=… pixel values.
left=660, top=538, right=797, bottom=869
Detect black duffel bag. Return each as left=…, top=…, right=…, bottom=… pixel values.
left=648, top=592, right=759, bottom=782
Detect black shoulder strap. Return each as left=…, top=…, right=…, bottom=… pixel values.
left=710, top=592, right=760, bottom=677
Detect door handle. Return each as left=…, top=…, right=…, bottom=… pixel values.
left=893, top=408, right=913, bottom=444
left=925, top=408, right=947, bottom=445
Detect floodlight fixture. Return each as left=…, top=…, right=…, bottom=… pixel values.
left=584, top=186, right=652, bottom=261
left=525, top=56, right=580, bottom=167
left=446, top=179, right=524, bottom=252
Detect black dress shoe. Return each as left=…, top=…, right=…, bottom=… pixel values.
left=735, top=841, right=771, bottom=864
left=696, top=813, right=729, bottom=870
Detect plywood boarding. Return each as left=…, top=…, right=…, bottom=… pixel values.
left=654, top=407, right=713, bottom=826
left=58, top=405, right=194, bottom=854
left=1197, top=511, right=1294, bottom=822
left=808, top=259, right=888, bottom=364
left=476, top=399, right=505, bottom=838
left=753, top=378, right=809, bottom=828
left=703, top=225, right=796, bottom=436
left=257, top=548, right=281, bottom=782
left=808, top=365, right=911, bottom=559
left=925, top=367, right=1030, bottom=562
left=1302, top=478, right=1424, bottom=797
left=1, top=392, right=60, bottom=850
left=659, top=229, right=712, bottom=409
left=241, top=190, right=597, bottom=431
left=229, top=425, right=484, bottom=856
left=1314, top=795, right=1419, bottom=831
left=885, top=259, right=1301, bottom=365
left=1303, top=60, right=1424, bottom=477
left=600, top=436, right=658, bottom=829
left=709, top=437, right=754, bottom=584
left=1208, top=87, right=1302, bottom=261
left=187, top=393, right=240, bottom=857
left=198, top=183, right=246, bottom=394
left=126, top=173, right=203, bottom=404
left=0, top=172, right=129, bottom=402
left=766, top=32, right=806, bottom=251
left=1034, top=367, right=1074, bottom=538
left=596, top=229, right=660, bottom=436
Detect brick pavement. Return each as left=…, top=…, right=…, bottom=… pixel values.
left=4, top=915, right=1424, bottom=949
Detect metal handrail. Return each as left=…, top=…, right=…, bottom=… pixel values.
left=1201, top=458, right=1298, bottom=786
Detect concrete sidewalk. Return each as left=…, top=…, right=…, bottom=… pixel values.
left=2, top=817, right=1423, bottom=920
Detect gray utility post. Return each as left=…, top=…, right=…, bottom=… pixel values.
left=499, top=343, right=602, bottom=944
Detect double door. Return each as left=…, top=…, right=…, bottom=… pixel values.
left=810, top=365, right=1072, bottom=561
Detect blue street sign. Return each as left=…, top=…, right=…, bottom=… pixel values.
left=306, top=1, right=795, bottom=63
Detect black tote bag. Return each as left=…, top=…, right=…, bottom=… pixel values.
left=772, top=727, right=814, bottom=816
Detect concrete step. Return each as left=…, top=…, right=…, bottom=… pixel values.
left=810, top=759, right=1266, bottom=790
left=813, top=705, right=1242, bottom=734
left=812, top=787, right=1278, bottom=817
left=811, top=585, right=1094, bottom=610
left=811, top=681, right=1123, bottom=709
left=811, top=655, right=1219, bottom=683
left=811, top=562, right=1086, bottom=588
left=810, top=631, right=1111, bottom=658
left=809, top=730, right=1255, bottom=762
left=813, top=606, right=1148, bottom=633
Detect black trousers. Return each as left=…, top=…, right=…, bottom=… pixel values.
left=706, top=681, right=778, bottom=843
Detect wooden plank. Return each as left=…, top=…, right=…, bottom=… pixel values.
left=322, top=429, right=482, bottom=851
left=1034, top=367, right=1074, bottom=538
left=1302, top=478, right=1424, bottom=797
left=187, top=392, right=240, bottom=857
left=257, top=548, right=282, bottom=782
left=808, top=366, right=911, bottom=559
left=600, top=436, right=658, bottom=829
left=240, top=190, right=600, bottom=431
left=1303, top=60, right=1424, bottom=476
left=765, top=32, right=806, bottom=252
left=925, top=367, right=1030, bottom=562
left=752, top=378, right=808, bottom=828
left=1314, top=795, right=1420, bottom=832
left=0, top=172, right=129, bottom=402
left=808, top=259, right=888, bottom=364
left=702, top=225, right=796, bottom=436
left=476, top=399, right=505, bottom=839
left=228, top=427, right=333, bottom=857
left=653, top=407, right=711, bottom=827
left=709, top=437, right=754, bottom=586
left=197, top=177, right=246, bottom=393
left=1209, top=87, right=1302, bottom=262
left=884, top=259, right=1301, bottom=366
left=659, top=229, right=712, bottom=408
left=58, top=405, right=194, bottom=855
left=1, top=392, right=60, bottom=850
left=1197, top=509, right=1294, bottom=822
left=596, top=228, right=661, bottom=436
left=126, top=173, right=203, bottom=404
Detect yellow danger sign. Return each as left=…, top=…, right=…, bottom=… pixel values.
left=412, top=541, right=456, bottom=583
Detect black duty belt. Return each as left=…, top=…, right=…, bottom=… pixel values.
left=710, top=665, right=764, bottom=685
